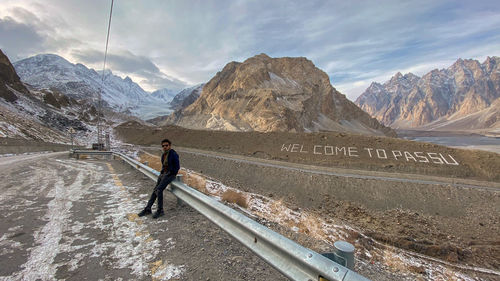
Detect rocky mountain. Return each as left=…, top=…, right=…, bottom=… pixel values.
left=164, top=54, right=394, bottom=136
left=12, top=54, right=174, bottom=119
left=0, top=49, right=138, bottom=145
left=0, top=49, right=30, bottom=103
left=170, top=83, right=204, bottom=110
left=355, top=57, right=500, bottom=132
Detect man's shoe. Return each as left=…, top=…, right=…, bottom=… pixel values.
left=152, top=211, right=164, bottom=219
left=138, top=209, right=152, bottom=217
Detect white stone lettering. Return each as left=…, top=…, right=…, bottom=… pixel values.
left=414, top=152, right=429, bottom=163
left=427, top=152, right=444, bottom=164
left=392, top=150, right=402, bottom=160
left=348, top=147, right=359, bottom=157
left=364, top=148, right=374, bottom=158
left=376, top=149, right=387, bottom=159
left=280, top=143, right=459, bottom=166
left=440, top=153, right=459, bottom=165
left=404, top=151, right=417, bottom=162
left=281, top=144, right=291, bottom=152
left=336, top=147, right=346, bottom=156
left=324, top=146, right=334, bottom=155
left=313, top=145, right=322, bottom=155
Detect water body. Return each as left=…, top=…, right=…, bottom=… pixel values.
left=404, top=135, right=500, bottom=154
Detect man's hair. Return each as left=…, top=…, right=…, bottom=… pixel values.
left=161, top=138, right=171, bottom=145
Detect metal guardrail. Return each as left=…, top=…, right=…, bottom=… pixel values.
left=71, top=150, right=371, bottom=281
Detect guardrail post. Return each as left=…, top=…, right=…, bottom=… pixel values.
left=321, top=241, right=355, bottom=270
left=174, top=174, right=184, bottom=206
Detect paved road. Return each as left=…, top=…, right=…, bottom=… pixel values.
left=0, top=152, right=285, bottom=281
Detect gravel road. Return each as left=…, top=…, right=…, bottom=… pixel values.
left=0, top=152, right=287, bottom=280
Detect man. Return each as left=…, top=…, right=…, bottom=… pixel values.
left=138, top=138, right=180, bottom=219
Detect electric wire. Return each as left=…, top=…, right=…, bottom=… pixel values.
left=97, top=0, right=114, bottom=147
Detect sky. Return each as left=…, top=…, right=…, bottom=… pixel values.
left=1, top=0, right=499, bottom=100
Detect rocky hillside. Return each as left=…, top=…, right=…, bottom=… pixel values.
left=165, top=54, right=394, bottom=136
left=170, top=83, right=204, bottom=111
left=0, top=49, right=137, bottom=145
left=13, top=54, right=175, bottom=120
left=355, top=57, right=500, bottom=132
left=0, top=49, right=30, bottom=103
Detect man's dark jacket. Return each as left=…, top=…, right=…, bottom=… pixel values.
left=161, top=149, right=180, bottom=176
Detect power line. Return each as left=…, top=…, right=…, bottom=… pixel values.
left=97, top=0, right=114, bottom=148
left=102, top=0, right=114, bottom=80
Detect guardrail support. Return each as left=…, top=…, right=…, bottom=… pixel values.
left=322, top=241, right=356, bottom=270
left=174, top=174, right=184, bottom=207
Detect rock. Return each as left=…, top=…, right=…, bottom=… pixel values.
left=355, top=56, right=500, bottom=131
left=164, top=53, right=394, bottom=136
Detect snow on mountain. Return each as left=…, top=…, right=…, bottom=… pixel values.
left=151, top=88, right=178, bottom=103
left=12, top=54, right=174, bottom=120
left=170, top=83, right=204, bottom=110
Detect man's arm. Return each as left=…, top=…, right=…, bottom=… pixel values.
left=167, top=150, right=180, bottom=175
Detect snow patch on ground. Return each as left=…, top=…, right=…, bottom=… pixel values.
left=180, top=168, right=494, bottom=281
left=152, top=263, right=185, bottom=280
left=9, top=170, right=87, bottom=280
left=0, top=157, right=185, bottom=280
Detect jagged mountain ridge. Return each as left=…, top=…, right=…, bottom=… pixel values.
left=0, top=49, right=143, bottom=145
left=1, top=50, right=90, bottom=142
left=355, top=57, right=500, bottom=131
left=165, top=54, right=394, bottom=136
left=12, top=54, right=181, bottom=119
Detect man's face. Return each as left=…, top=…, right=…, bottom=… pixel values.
left=161, top=142, right=171, bottom=152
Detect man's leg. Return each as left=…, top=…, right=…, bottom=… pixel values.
left=153, top=174, right=176, bottom=218
left=145, top=191, right=157, bottom=210
left=138, top=175, right=163, bottom=217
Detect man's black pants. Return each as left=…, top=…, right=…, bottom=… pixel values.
left=145, top=173, right=177, bottom=212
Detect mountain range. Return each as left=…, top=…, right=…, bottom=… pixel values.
left=5, top=48, right=498, bottom=143
left=1, top=49, right=92, bottom=143
left=13, top=54, right=181, bottom=120
left=355, top=57, right=500, bottom=133
left=164, top=54, right=395, bottom=136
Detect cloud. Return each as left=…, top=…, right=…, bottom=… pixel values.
left=0, top=5, right=83, bottom=61
left=71, top=48, right=188, bottom=91
left=2, top=0, right=499, bottom=98
left=0, top=16, right=44, bottom=61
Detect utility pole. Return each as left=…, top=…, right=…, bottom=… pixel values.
left=95, top=0, right=114, bottom=151
left=97, top=87, right=103, bottom=146
left=68, top=127, right=76, bottom=149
